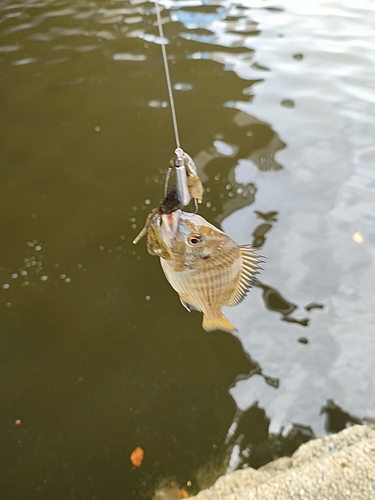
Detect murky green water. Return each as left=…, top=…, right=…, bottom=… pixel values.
left=1, top=0, right=374, bottom=498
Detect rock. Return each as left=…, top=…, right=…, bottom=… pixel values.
left=191, top=425, right=375, bottom=500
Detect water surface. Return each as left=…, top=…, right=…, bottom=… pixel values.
left=0, top=0, right=374, bottom=498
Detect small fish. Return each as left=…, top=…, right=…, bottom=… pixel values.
left=133, top=150, right=202, bottom=247
left=159, top=210, right=263, bottom=333
left=132, top=187, right=183, bottom=249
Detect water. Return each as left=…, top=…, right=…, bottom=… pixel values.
left=0, top=0, right=374, bottom=498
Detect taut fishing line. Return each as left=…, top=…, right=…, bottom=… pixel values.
left=153, top=0, right=192, bottom=206
left=153, top=0, right=181, bottom=150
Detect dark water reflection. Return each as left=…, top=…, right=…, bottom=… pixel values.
left=0, top=0, right=374, bottom=498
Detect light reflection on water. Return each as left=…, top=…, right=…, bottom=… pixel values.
left=0, top=0, right=374, bottom=498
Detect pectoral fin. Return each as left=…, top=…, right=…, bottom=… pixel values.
left=225, top=245, right=263, bottom=306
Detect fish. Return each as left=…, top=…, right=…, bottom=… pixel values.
left=158, top=210, right=263, bottom=333
left=132, top=186, right=183, bottom=248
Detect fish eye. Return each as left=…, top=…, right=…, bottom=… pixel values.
left=188, top=234, right=203, bottom=245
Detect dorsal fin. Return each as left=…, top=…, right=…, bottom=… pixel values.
left=225, top=245, right=263, bottom=306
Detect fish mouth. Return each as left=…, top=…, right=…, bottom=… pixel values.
left=161, top=210, right=181, bottom=237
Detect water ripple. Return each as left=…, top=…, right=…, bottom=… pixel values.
left=0, top=44, right=20, bottom=52
left=1, top=1, right=375, bottom=497
left=12, top=56, right=37, bottom=65
left=113, top=52, right=147, bottom=61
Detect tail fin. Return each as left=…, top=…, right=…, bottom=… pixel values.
left=202, top=313, right=237, bottom=333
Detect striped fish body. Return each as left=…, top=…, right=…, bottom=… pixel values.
left=160, top=211, right=262, bottom=333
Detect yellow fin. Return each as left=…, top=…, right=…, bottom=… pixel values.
left=202, top=314, right=237, bottom=333
left=225, top=245, right=263, bottom=306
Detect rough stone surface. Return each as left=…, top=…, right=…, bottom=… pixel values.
left=191, top=426, right=375, bottom=500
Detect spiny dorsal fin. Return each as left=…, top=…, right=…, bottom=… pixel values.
left=225, top=245, right=263, bottom=306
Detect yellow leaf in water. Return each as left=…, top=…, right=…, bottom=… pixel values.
left=130, top=447, right=144, bottom=467
left=352, top=231, right=364, bottom=244
left=177, top=488, right=190, bottom=499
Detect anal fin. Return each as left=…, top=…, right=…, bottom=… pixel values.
left=179, top=295, right=201, bottom=313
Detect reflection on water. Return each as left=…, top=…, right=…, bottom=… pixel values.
left=252, top=280, right=312, bottom=327
left=225, top=404, right=315, bottom=472
left=320, top=399, right=362, bottom=434
left=0, top=0, right=374, bottom=498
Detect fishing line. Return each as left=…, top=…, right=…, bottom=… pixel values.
left=154, top=0, right=181, bottom=149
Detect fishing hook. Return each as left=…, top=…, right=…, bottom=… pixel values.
left=163, top=148, right=191, bottom=207
left=174, top=147, right=191, bottom=207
